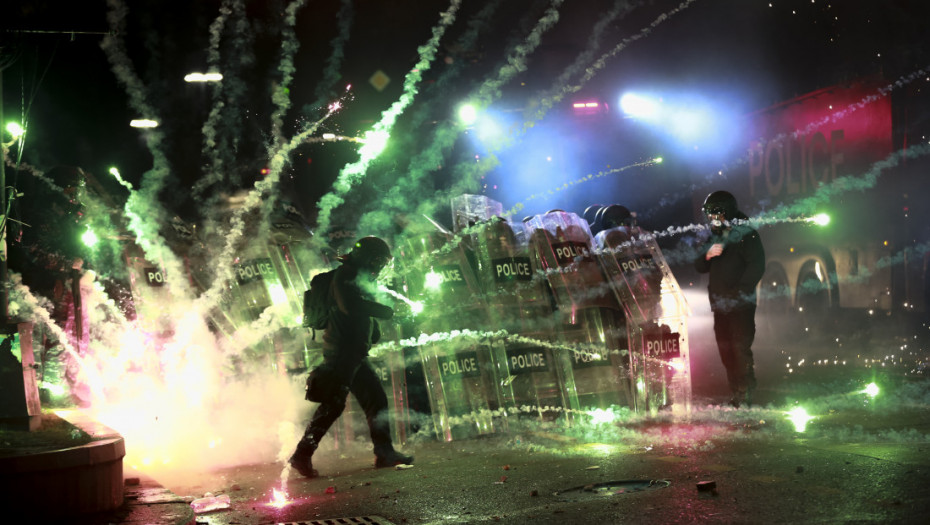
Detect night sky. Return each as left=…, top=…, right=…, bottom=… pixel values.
left=3, top=0, right=929, bottom=234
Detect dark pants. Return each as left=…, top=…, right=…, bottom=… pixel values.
left=713, top=307, right=757, bottom=394
left=302, top=358, right=393, bottom=451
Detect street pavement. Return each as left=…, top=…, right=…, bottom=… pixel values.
left=70, top=353, right=930, bottom=525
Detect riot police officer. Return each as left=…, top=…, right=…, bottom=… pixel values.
left=694, top=191, right=765, bottom=408
left=289, top=236, right=413, bottom=477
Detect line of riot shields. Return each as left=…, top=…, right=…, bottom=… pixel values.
left=119, top=196, right=691, bottom=446
left=366, top=195, right=693, bottom=443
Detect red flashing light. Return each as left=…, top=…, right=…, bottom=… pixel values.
left=572, top=100, right=608, bottom=116
left=260, top=168, right=271, bottom=175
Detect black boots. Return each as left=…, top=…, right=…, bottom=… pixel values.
left=291, top=438, right=412, bottom=474
left=289, top=436, right=319, bottom=478
left=374, top=445, right=414, bottom=469
left=728, top=385, right=754, bottom=408
left=728, top=393, right=743, bottom=408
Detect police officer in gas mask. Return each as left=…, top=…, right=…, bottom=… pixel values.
left=289, top=236, right=413, bottom=477
left=694, top=191, right=765, bottom=408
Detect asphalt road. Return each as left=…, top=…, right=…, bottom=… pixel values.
left=79, top=365, right=930, bottom=525
left=68, top=322, right=930, bottom=525
left=169, top=423, right=930, bottom=525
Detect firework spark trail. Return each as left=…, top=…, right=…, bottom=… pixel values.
left=118, top=171, right=195, bottom=302
left=368, top=327, right=627, bottom=364
left=607, top=142, right=930, bottom=303
left=9, top=278, right=94, bottom=393
left=437, top=0, right=693, bottom=222
left=756, top=142, right=930, bottom=221
left=502, top=159, right=663, bottom=218
left=192, top=0, right=238, bottom=199
left=308, top=0, right=354, bottom=112
left=755, top=240, right=930, bottom=304
left=217, top=2, right=259, bottom=194
left=303, top=135, right=361, bottom=145
left=101, top=0, right=193, bottom=301
left=101, top=0, right=155, bottom=128
left=645, top=64, right=930, bottom=220
left=80, top=280, right=160, bottom=398
left=314, top=0, right=463, bottom=237
left=356, top=0, right=564, bottom=236
left=872, top=241, right=930, bottom=274
left=417, top=0, right=566, bottom=218
left=786, top=66, right=930, bottom=142
left=250, top=0, right=311, bottom=238
left=406, top=168, right=925, bottom=315
left=206, top=0, right=235, bottom=68
left=594, top=141, right=930, bottom=250
left=528, top=0, right=641, bottom=122
left=260, top=94, right=350, bottom=235
left=85, top=279, right=133, bottom=334
left=194, top=0, right=256, bottom=199
left=2, top=154, right=65, bottom=193
left=424, top=398, right=930, bottom=446
left=10, top=279, right=77, bottom=358
left=404, top=0, right=503, bottom=132
left=108, top=167, right=134, bottom=191
left=195, top=103, right=343, bottom=312
left=219, top=303, right=292, bottom=357
left=422, top=159, right=659, bottom=262
left=473, top=0, right=564, bottom=108
left=269, top=0, right=309, bottom=150
left=527, top=0, right=699, bottom=128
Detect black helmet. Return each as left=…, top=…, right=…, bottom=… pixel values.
left=583, top=204, right=604, bottom=226
left=598, top=204, right=633, bottom=230
left=702, top=190, right=739, bottom=220
left=351, top=236, right=392, bottom=270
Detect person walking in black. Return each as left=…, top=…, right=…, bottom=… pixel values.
left=694, top=191, right=765, bottom=408
left=289, top=236, right=413, bottom=477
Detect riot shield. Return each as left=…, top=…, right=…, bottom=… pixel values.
left=524, top=211, right=617, bottom=318
left=473, top=217, right=552, bottom=334
left=515, top=211, right=629, bottom=421
left=596, top=227, right=692, bottom=417
left=397, top=230, right=505, bottom=441
left=451, top=194, right=504, bottom=234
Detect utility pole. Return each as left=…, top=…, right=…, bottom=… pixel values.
left=0, top=48, right=42, bottom=431
left=1, top=62, right=7, bottom=324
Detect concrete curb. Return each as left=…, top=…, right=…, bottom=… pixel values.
left=0, top=411, right=124, bottom=520
left=0, top=410, right=194, bottom=524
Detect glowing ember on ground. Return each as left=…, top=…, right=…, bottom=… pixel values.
left=786, top=406, right=815, bottom=433
left=266, top=487, right=293, bottom=509
left=587, top=408, right=617, bottom=425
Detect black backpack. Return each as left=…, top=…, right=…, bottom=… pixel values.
left=302, top=269, right=336, bottom=333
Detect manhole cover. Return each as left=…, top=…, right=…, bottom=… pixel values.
left=553, top=479, right=671, bottom=501
left=273, top=517, right=395, bottom=525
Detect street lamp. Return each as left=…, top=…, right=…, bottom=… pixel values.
left=184, top=72, right=223, bottom=83
left=130, top=119, right=159, bottom=128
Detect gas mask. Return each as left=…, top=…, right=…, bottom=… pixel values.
left=705, top=207, right=727, bottom=235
